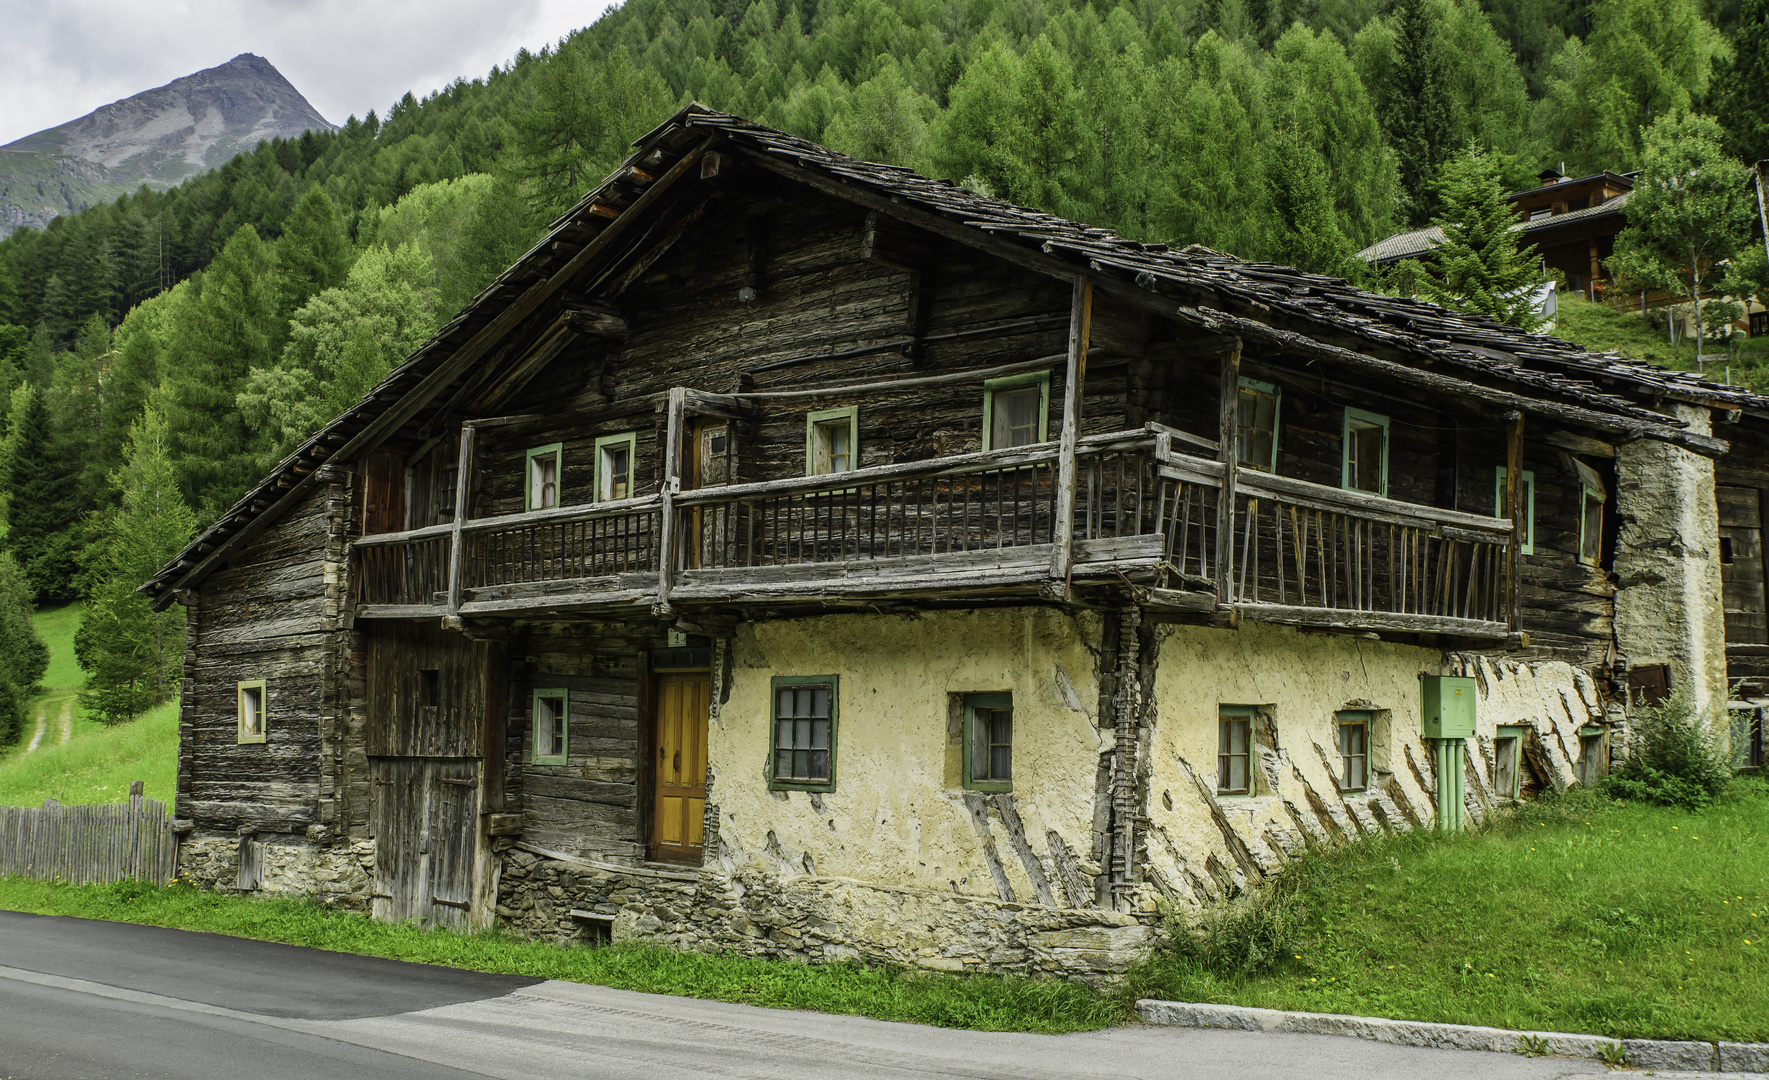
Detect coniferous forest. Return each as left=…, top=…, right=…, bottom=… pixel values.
left=0, top=0, right=1763, bottom=732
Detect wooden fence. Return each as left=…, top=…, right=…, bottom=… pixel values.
left=0, top=793, right=178, bottom=886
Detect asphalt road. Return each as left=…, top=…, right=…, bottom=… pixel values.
left=0, top=911, right=1736, bottom=1079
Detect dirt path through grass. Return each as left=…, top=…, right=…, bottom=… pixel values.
left=18, top=694, right=74, bottom=757
left=56, top=696, right=70, bottom=746
left=24, top=711, right=45, bottom=754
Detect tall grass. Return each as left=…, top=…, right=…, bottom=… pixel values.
left=1128, top=780, right=1769, bottom=1042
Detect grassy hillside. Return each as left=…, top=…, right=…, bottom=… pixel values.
left=1550, top=293, right=1769, bottom=388
left=0, top=604, right=179, bottom=807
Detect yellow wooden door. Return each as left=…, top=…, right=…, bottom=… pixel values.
left=653, top=674, right=710, bottom=862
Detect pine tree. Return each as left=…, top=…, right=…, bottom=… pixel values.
left=1708, top=0, right=1769, bottom=168
left=163, top=225, right=279, bottom=517
left=1382, top=0, right=1456, bottom=226
left=4, top=386, right=84, bottom=602
left=1267, top=121, right=1357, bottom=277
left=1418, top=144, right=1544, bottom=328
left=0, top=552, right=47, bottom=745
left=76, top=393, right=194, bottom=725
left=275, top=186, right=352, bottom=322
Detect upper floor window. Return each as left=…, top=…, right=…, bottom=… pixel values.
left=594, top=432, right=636, bottom=502
left=1342, top=408, right=1389, bottom=498
left=1236, top=378, right=1280, bottom=473
left=1494, top=466, right=1536, bottom=555
left=533, top=689, right=568, bottom=765
left=526, top=443, right=562, bottom=511
left=983, top=372, right=1049, bottom=450
left=806, top=406, right=858, bottom=476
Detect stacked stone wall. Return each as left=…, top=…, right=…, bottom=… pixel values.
left=178, top=831, right=373, bottom=910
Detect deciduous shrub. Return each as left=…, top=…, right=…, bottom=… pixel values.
left=1606, top=686, right=1732, bottom=809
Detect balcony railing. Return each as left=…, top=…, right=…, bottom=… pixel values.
left=349, top=425, right=1514, bottom=637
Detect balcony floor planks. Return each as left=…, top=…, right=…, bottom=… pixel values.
left=1236, top=603, right=1508, bottom=639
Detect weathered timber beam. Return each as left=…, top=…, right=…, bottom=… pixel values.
left=1166, top=302, right=1728, bottom=455
left=1052, top=276, right=1091, bottom=579
left=657, top=388, right=686, bottom=612
left=598, top=188, right=718, bottom=298
left=1236, top=603, right=1508, bottom=640
left=468, top=320, right=578, bottom=414
left=1542, top=430, right=1617, bottom=458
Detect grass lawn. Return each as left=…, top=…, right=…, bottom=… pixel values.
left=0, top=876, right=1127, bottom=1034
left=0, top=604, right=180, bottom=807
left=1126, top=779, right=1769, bottom=1043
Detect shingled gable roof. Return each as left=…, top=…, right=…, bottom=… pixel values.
left=141, top=104, right=1758, bottom=608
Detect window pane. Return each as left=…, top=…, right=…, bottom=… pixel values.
left=991, top=711, right=1012, bottom=747
left=534, top=455, right=558, bottom=508
left=810, top=718, right=829, bottom=750
left=607, top=446, right=630, bottom=500
left=1229, top=719, right=1248, bottom=755
left=794, top=718, right=811, bottom=749
left=793, top=748, right=809, bottom=780
left=1236, top=388, right=1277, bottom=471
left=972, top=710, right=991, bottom=780
left=1581, top=493, right=1603, bottom=562
left=1349, top=422, right=1383, bottom=494
left=808, top=749, right=829, bottom=782
left=1228, top=755, right=1247, bottom=792
left=812, top=686, right=830, bottom=717
left=777, top=749, right=793, bottom=777
left=993, top=386, right=1040, bottom=447
left=991, top=744, right=1011, bottom=781
left=777, top=687, right=795, bottom=719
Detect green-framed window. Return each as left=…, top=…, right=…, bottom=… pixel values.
left=1494, top=725, right=1528, bottom=800
left=769, top=675, right=838, bottom=792
left=1578, top=483, right=1606, bottom=566
left=1236, top=378, right=1280, bottom=473
left=1336, top=710, right=1370, bottom=791
left=805, top=406, right=859, bottom=476
left=1341, top=408, right=1389, bottom=497
left=1494, top=466, right=1536, bottom=555
left=526, top=443, right=562, bottom=511
left=237, top=679, right=267, bottom=745
left=532, top=688, right=568, bottom=765
left=962, top=692, right=1014, bottom=792
left=982, top=371, right=1050, bottom=450
left=1218, top=706, right=1255, bottom=794
left=593, top=432, right=636, bottom=502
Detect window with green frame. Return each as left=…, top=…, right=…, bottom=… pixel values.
left=532, top=689, right=568, bottom=765
left=237, top=679, right=267, bottom=745
left=1494, top=466, right=1536, bottom=554
left=526, top=443, right=562, bottom=511
left=1336, top=710, right=1370, bottom=791
left=962, top=692, right=1014, bottom=791
left=1341, top=408, right=1389, bottom=497
left=805, top=406, right=858, bottom=475
left=1235, top=378, right=1280, bottom=472
left=1218, top=706, right=1255, bottom=794
left=1578, top=483, right=1606, bottom=566
left=982, top=372, right=1049, bottom=450
left=593, top=432, right=636, bottom=502
left=769, top=675, right=838, bottom=791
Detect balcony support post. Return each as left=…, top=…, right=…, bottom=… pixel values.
left=657, top=388, right=687, bottom=613
left=445, top=422, right=476, bottom=622
left=1504, top=410, right=1524, bottom=631
left=1051, top=276, right=1092, bottom=581
left=1216, top=345, right=1242, bottom=603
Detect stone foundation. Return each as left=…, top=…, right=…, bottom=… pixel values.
left=495, top=845, right=1157, bottom=985
left=178, top=831, right=375, bottom=910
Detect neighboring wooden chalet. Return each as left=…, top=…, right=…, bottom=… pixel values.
left=149, top=107, right=1767, bottom=980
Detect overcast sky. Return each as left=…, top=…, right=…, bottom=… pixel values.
left=0, top=0, right=622, bottom=146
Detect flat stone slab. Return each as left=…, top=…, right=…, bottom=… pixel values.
left=1136, top=998, right=1764, bottom=1073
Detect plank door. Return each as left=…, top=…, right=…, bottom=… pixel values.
left=652, top=673, right=710, bottom=863
left=687, top=419, right=731, bottom=569
left=1719, top=485, right=1766, bottom=645
left=362, top=450, right=407, bottom=535
left=370, top=758, right=479, bottom=926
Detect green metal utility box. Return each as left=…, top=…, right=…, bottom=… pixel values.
left=1421, top=675, right=1477, bottom=738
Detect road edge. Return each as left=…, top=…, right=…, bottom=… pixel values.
left=1135, top=997, right=1769, bottom=1073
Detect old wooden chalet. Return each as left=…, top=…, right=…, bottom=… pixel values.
left=147, top=107, right=1768, bottom=980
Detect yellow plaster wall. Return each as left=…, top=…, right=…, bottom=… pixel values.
left=1142, top=623, right=1604, bottom=914
left=710, top=608, right=1105, bottom=902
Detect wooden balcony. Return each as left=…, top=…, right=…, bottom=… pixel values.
left=350, top=426, right=1514, bottom=640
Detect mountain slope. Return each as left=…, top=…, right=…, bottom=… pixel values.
left=0, top=54, right=336, bottom=236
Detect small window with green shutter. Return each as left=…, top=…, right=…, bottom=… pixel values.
left=963, top=693, right=1014, bottom=791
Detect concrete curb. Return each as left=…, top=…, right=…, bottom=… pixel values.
left=1135, top=998, right=1769, bottom=1073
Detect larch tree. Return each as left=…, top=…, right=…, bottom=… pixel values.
left=1266, top=119, right=1357, bottom=276
left=1607, top=113, right=1755, bottom=367
left=274, top=186, right=353, bottom=323
left=76, top=392, right=195, bottom=724
left=1418, top=144, right=1544, bottom=328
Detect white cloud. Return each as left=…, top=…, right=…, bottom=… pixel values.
left=0, top=0, right=620, bottom=145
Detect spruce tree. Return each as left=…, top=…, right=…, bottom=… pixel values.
left=1418, top=145, right=1544, bottom=329
left=1708, top=0, right=1769, bottom=167
left=1266, top=120, right=1357, bottom=276
left=76, top=394, right=194, bottom=724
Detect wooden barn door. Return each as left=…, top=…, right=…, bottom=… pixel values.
left=1719, top=485, right=1767, bottom=646
left=651, top=673, right=710, bottom=863
left=367, top=623, right=495, bottom=928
